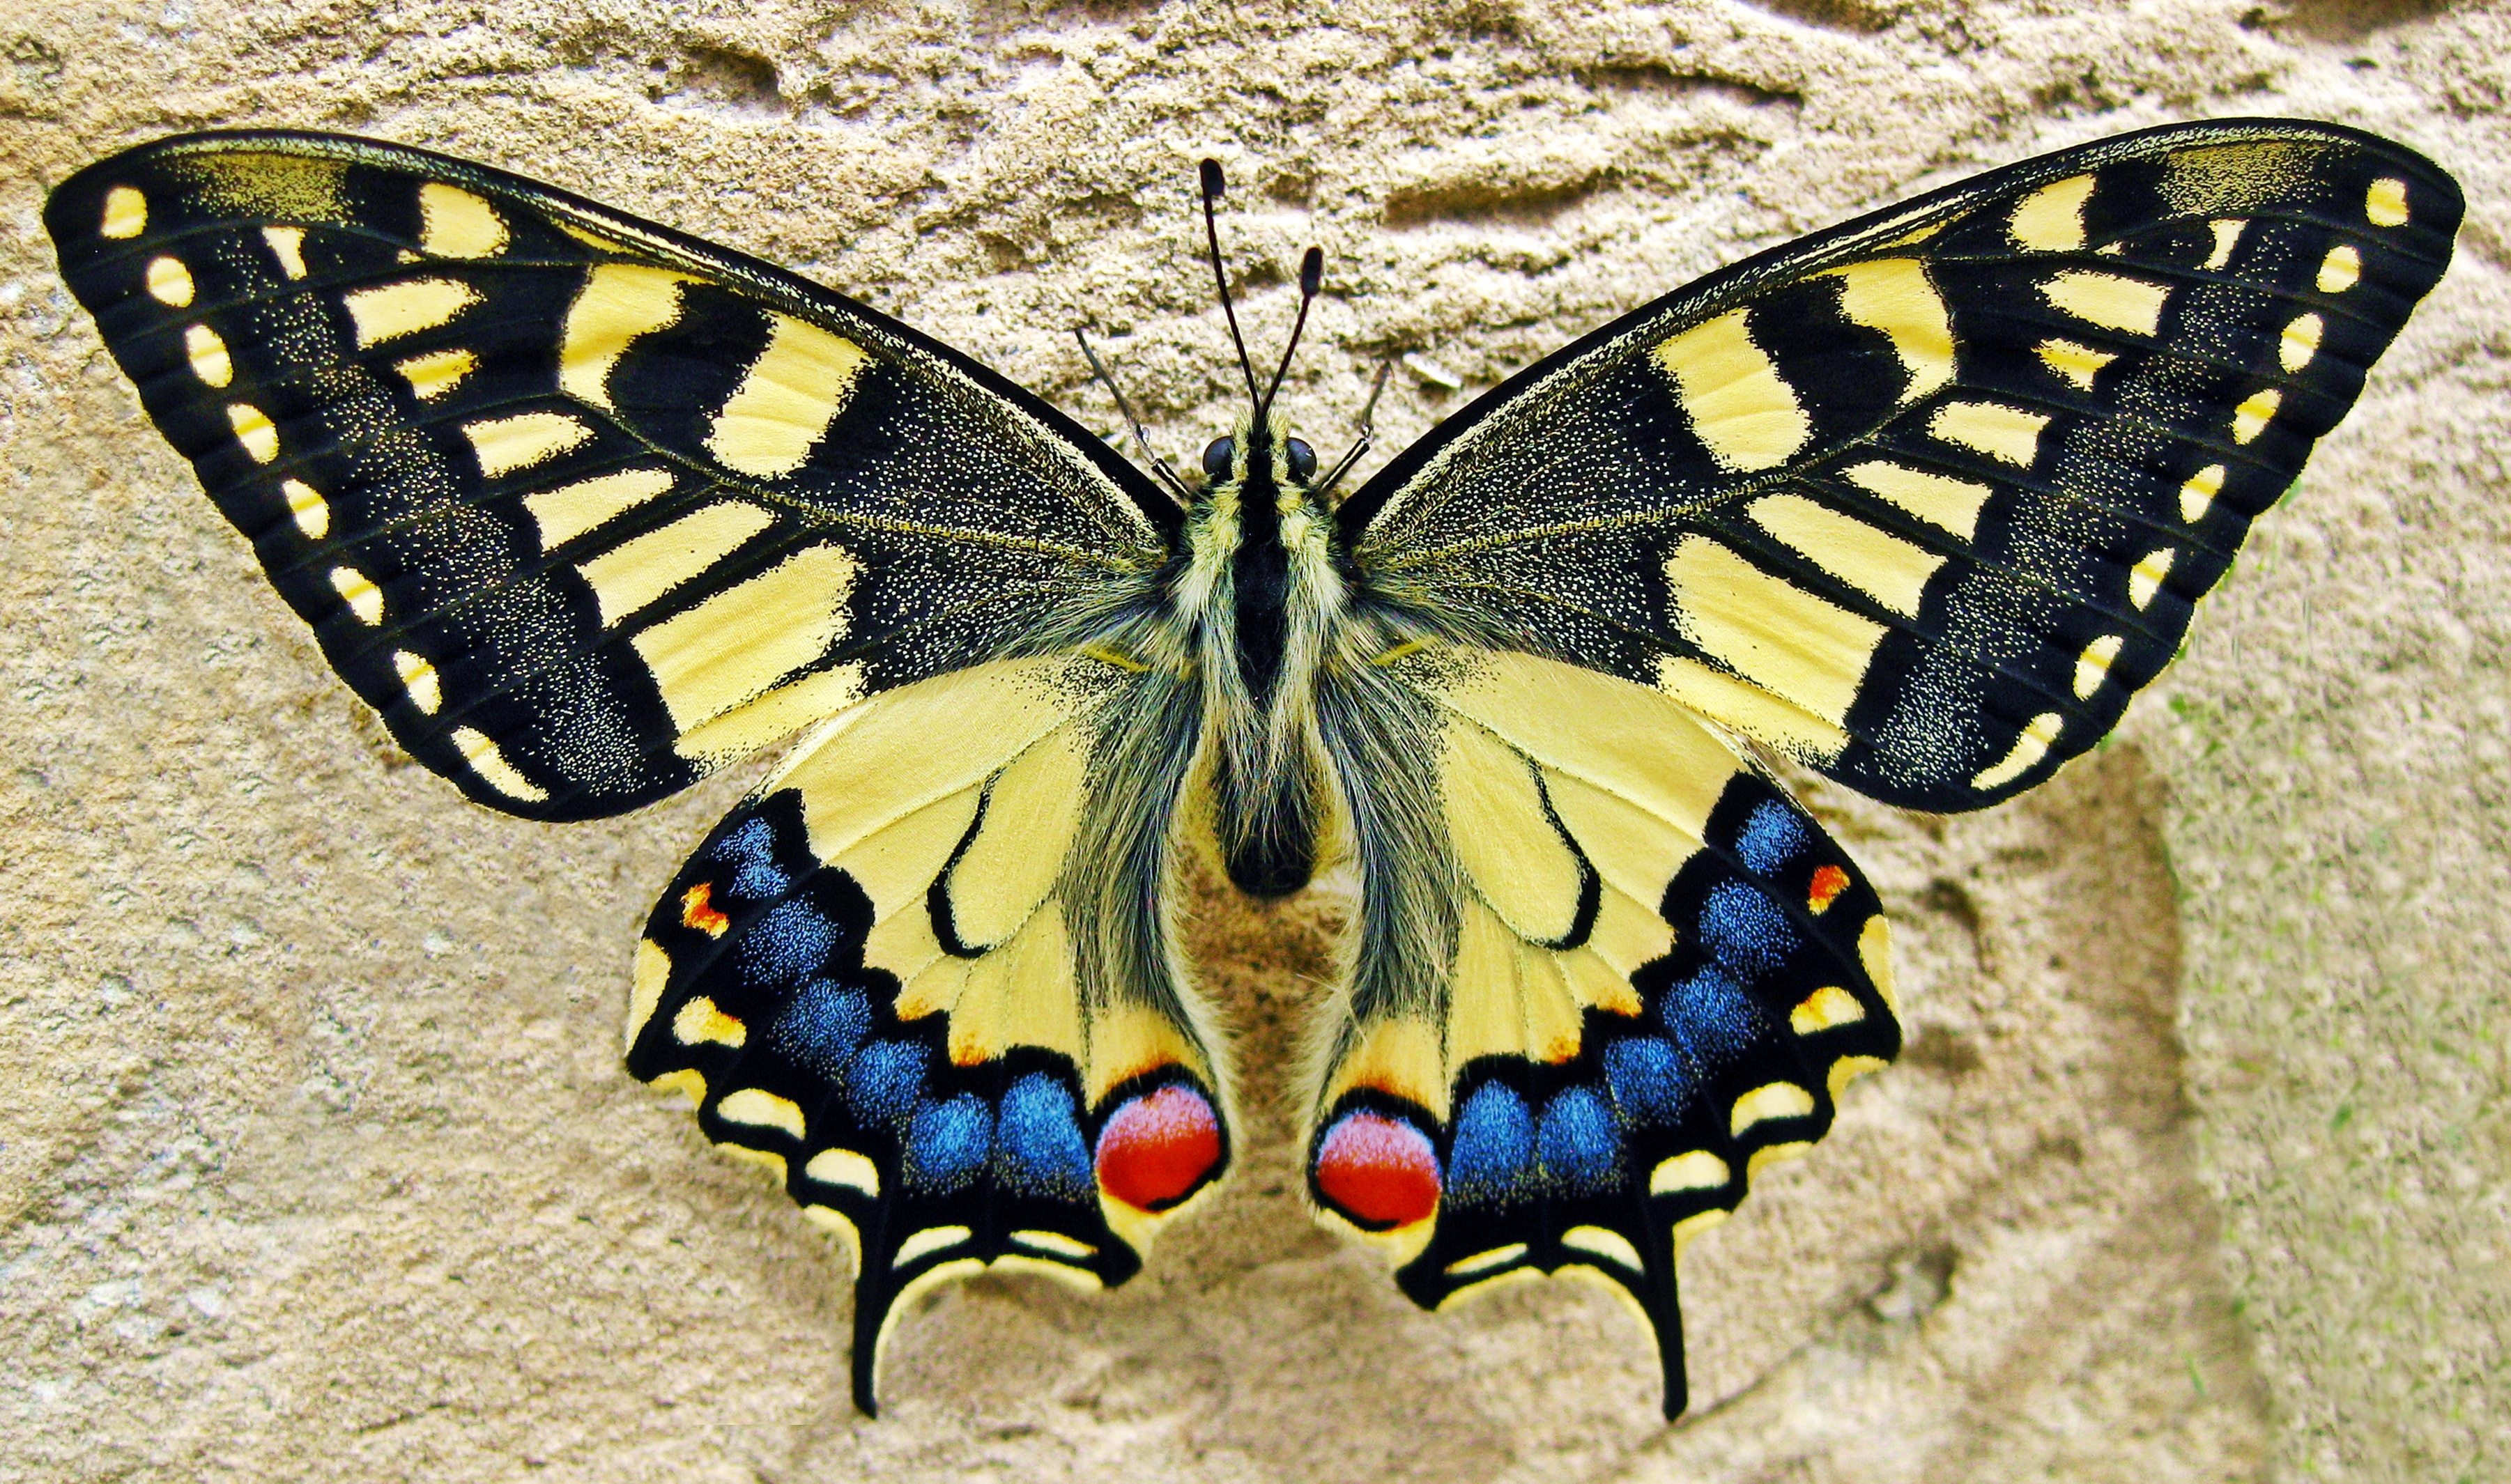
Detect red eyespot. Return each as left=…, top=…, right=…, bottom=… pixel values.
left=1806, top=864, right=1850, bottom=915
left=1095, top=1085, right=1223, bottom=1211
left=1313, top=1111, right=1441, bottom=1229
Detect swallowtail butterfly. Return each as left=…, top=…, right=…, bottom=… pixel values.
left=46, top=121, right=2457, bottom=1417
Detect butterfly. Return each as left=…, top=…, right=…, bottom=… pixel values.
left=45, top=119, right=2456, bottom=1419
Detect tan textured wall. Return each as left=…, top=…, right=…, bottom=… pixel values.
left=1, top=2, right=2501, bottom=1480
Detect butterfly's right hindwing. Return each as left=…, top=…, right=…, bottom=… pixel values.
left=45, top=133, right=1172, bottom=821
left=1302, top=649, right=1900, bottom=1417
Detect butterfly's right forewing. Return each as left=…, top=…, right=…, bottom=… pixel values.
left=1341, top=120, right=2459, bottom=813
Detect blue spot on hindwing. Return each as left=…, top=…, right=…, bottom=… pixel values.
left=705, top=816, right=790, bottom=900
left=1448, top=1081, right=1536, bottom=1205
left=1603, top=1036, right=1694, bottom=1127
left=995, top=1074, right=1093, bottom=1199
left=742, top=901, right=842, bottom=989
left=1698, top=879, right=1798, bottom=980
left=842, top=1039, right=926, bottom=1125
left=904, top=1093, right=993, bottom=1194
left=1732, top=798, right=1810, bottom=876
left=1537, top=1087, right=1620, bottom=1193
left=765, top=977, right=871, bottom=1079
left=1662, top=966, right=1763, bottom=1068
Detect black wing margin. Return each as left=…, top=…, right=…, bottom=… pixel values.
left=47, top=131, right=1176, bottom=820
left=1339, top=118, right=2459, bottom=811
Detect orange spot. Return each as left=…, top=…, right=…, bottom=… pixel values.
left=1095, top=1085, right=1222, bottom=1211
left=1807, top=864, right=1850, bottom=915
left=1313, top=1111, right=1441, bottom=1229
left=681, top=881, right=729, bottom=937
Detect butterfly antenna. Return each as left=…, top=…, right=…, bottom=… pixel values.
left=1074, top=327, right=1191, bottom=502
left=1316, top=356, right=1395, bottom=502
left=1258, top=246, right=1324, bottom=422
left=1201, top=158, right=1264, bottom=415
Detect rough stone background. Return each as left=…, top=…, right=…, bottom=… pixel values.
left=1, top=1, right=2503, bottom=1479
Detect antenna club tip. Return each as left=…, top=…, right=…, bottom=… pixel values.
left=1299, top=246, right=1323, bottom=297
left=1199, top=158, right=1226, bottom=201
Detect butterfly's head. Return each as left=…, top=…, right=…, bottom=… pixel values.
left=1197, top=417, right=1320, bottom=497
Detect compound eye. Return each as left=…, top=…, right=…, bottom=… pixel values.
left=1286, top=437, right=1317, bottom=481
left=1202, top=437, right=1236, bottom=479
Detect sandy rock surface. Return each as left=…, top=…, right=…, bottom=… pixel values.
left=1, top=1, right=2503, bottom=1480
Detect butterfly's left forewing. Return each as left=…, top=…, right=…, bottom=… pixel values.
left=46, top=132, right=1176, bottom=820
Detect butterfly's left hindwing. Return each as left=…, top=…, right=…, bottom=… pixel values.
left=629, top=656, right=1229, bottom=1413
left=1303, top=651, right=1898, bottom=1416
left=45, top=132, right=1174, bottom=820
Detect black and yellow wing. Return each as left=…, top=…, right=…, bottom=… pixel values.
left=1314, top=118, right=2456, bottom=1414
left=1303, top=649, right=1898, bottom=1418
left=1339, top=118, right=2459, bottom=811
left=45, top=130, right=1176, bottom=821
left=44, top=132, right=1228, bottom=1412
left=628, top=654, right=1229, bottom=1414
